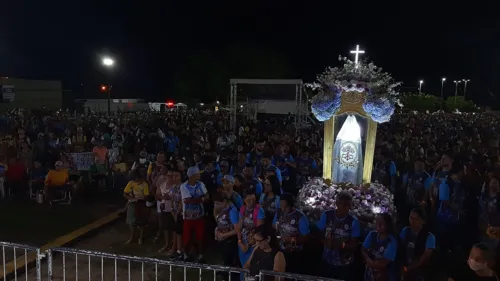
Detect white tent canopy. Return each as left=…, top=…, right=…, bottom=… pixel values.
left=228, top=78, right=306, bottom=130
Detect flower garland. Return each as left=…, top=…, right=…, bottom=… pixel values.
left=296, top=178, right=396, bottom=227
left=307, top=56, right=401, bottom=123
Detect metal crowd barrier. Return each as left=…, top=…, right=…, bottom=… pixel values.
left=1, top=242, right=341, bottom=281
left=0, top=241, right=42, bottom=281
left=258, top=270, right=342, bottom=281
left=47, top=247, right=249, bottom=281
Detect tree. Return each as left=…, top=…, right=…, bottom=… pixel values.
left=444, top=96, right=478, bottom=112
left=400, top=93, right=441, bottom=111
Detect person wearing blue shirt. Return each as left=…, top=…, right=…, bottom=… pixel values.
left=259, top=175, right=281, bottom=227
left=213, top=192, right=240, bottom=280
left=243, top=164, right=263, bottom=197
left=399, top=208, right=436, bottom=281
left=429, top=152, right=454, bottom=210
left=261, top=153, right=282, bottom=184
left=221, top=175, right=243, bottom=210
left=230, top=152, right=247, bottom=176
left=401, top=159, right=432, bottom=218
left=272, top=193, right=310, bottom=274
left=237, top=190, right=266, bottom=267
left=362, top=213, right=399, bottom=281
left=246, top=140, right=266, bottom=176
left=296, top=151, right=318, bottom=186
left=163, top=131, right=179, bottom=157
left=436, top=165, right=465, bottom=252
left=316, top=192, right=361, bottom=280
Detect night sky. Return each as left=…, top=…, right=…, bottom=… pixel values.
left=1, top=0, right=499, bottom=104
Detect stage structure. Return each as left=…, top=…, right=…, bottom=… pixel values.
left=296, top=45, right=400, bottom=225
left=228, top=79, right=306, bottom=130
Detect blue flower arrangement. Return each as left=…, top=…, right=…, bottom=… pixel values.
left=362, top=97, right=395, bottom=123
left=306, top=56, right=401, bottom=123
left=311, top=87, right=342, bottom=121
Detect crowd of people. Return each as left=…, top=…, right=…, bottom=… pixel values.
left=2, top=108, right=500, bottom=281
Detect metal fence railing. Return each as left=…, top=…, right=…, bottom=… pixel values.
left=0, top=242, right=341, bottom=281
left=258, top=270, right=342, bottom=281
left=0, top=241, right=42, bottom=281
left=46, top=247, right=249, bottom=281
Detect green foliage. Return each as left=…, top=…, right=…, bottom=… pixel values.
left=400, top=93, right=478, bottom=112
left=444, top=96, right=479, bottom=112
left=400, top=93, right=442, bottom=111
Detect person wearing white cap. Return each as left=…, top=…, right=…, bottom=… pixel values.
left=179, top=166, right=209, bottom=262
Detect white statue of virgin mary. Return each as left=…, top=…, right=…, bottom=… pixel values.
left=332, top=115, right=364, bottom=185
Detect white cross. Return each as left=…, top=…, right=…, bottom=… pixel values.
left=350, top=45, right=365, bottom=68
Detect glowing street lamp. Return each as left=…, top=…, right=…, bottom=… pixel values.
left=418, top=80, right=424, bottom=94
left=453, top=80, right=462, bottom=106
left=463, top=79, right=470, bottom=98
left=102, top=57, right=114, bottom=114
left=102, top=57, right=114, bottom=67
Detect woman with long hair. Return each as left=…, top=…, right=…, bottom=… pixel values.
left=362, top=213, right=400, bottom=281
left=244, top=225, right=286, bottom=281
left=259, top=175, right=281, bottom=228
left=237, top=189, right=265, bottom=268
left=400, top=208, right=436, bottom=281
left=123, top=169, right=150, bottom=244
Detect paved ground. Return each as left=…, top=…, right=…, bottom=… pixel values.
left=0, top=190, right=126, bottom=272
left=18, top=220, right=237, bottom=281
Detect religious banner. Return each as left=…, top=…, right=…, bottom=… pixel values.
left=1, top=85, right=15, bottom=103
left=68, top=152, right=94, bottom=171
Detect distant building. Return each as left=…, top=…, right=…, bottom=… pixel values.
left=75, top=99, right=181, bottom=113
left=0, top=77, right=62, bottom=110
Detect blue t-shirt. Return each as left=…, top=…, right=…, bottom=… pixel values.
left=272, top=210, right=310, bottom=234
left=316, top=211, right=361, bottom=266
left=399, top=227, right=436, bottom=249
left=363, top=231, right=398, bottom=281
left=230, top=192, right=244, bottom=210
left=164, top=136, right=179, bottom=152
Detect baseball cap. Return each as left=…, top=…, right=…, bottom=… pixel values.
left=220, top=160, right=229, bottom=167
left=187, top=166, right=200, bottom=178
left=222, top=175, right=235, bottom=183
left=55, top=161, right=63, bottom=167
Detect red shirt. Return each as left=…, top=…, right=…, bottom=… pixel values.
left=5, top=162, right=26, bottom=182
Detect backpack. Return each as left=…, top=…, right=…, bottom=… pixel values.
left=240, top=204, right=261, bottom=226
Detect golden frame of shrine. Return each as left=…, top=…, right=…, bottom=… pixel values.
left=322, top=91, right=377, bottom=184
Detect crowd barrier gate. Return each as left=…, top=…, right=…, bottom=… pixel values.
left=0, top=242, right=42, bottom=281
left=1, top=242, right=341, bottom=281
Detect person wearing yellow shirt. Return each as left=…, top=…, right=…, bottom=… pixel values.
left=124, top=169, right=150, bottom=245
left=44, top=161, right=70, bottom=203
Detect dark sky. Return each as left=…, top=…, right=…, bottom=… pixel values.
left=1, top=0, right=499, bottom=104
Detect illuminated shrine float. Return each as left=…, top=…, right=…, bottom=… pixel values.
left=296, top=46, right=400, bottom=226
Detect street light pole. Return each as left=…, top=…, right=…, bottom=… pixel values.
left=463, top=79, right=470, bottom=98
left=441, top=78, right=446, bottom=110
left=419, top=80, right=424, bottom=94
left=453, top=80, right=461, bottom=107
left=102, top=57, right=115, bottom=115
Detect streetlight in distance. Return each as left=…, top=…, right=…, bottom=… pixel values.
left=418, top=80, right=424, bottom=94
left=102, top=57, right=114, bottom=114
left=463, top=79, right=470, bottom=98
left=441, top=78, right=446, bottom=98
left=453, top=80, right=462, bottom=106
left=103, top=57, right=114, bottom=67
